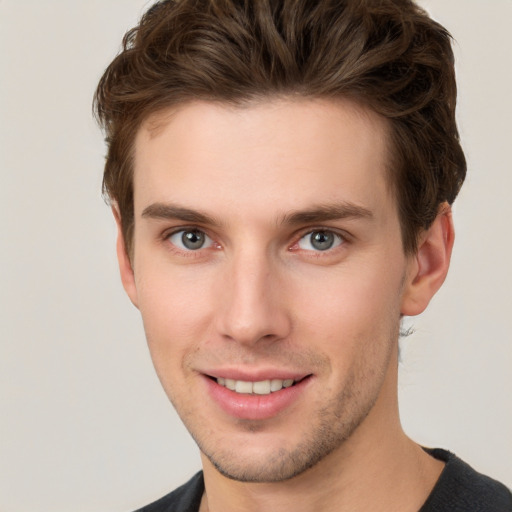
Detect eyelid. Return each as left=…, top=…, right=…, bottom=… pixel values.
left=164, top=226, right=217, bottom=252
left=160, top=225, right=349, bottom=255
left=290, top=227, right=349, bottom=252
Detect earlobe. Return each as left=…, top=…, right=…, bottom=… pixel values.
left=112, top=206, right=139, bottom=309
left=401, top=203, right=454, bottom=316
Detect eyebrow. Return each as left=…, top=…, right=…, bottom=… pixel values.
left=279, top=202, right=374, bottom=226
left=141, top=203, right=220, bottom=225
left=141, top=201, right=373, bottom=227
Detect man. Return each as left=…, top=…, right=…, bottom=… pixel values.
left=94, top=0, right=511, bottom=510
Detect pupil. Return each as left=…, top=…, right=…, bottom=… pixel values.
left=311, top=231, right=334, bottom=251
left=182, top=230, right=204, bottom=250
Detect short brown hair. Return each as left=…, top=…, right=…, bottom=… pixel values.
left=94, top=0, right=466, bottom=256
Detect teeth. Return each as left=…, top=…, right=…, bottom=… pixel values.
left=253, top=380, right=271, bottom=395
left=270, top=379, right=283, bottom=392
left=216, top=378, right=296, bottom=395
left=235, top=380, right=253, bottom=394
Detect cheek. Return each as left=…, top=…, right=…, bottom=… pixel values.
left=134, top=264, right=218, bottom=372
left=289, top=259, right=404, bottom=379
left=293, top=262, right=403, bottom=332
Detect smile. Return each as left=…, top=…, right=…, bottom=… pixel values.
left=205, top=374, right=312, bottom=420
left=216, top=377, right=296, bottom=395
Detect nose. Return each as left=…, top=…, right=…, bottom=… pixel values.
left=215, top=249, right=292, bottom=346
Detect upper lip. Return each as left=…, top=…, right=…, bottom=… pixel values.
left=200, top=367, right=311, bottom=382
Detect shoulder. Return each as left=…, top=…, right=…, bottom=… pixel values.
left=420, top=448, right=512, bottom=512
left=133, top=471, right=204, bottom=512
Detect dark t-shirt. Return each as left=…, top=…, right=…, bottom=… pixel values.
left=419, top=449, right=511, bottom=511
left=134, top=449, right=512, bottom=512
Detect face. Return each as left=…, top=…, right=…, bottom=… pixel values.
left=124, top=99, right=417, bottom=482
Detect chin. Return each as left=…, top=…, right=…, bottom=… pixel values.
left=196, top=409, right=366, bottom=483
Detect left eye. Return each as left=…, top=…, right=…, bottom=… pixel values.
left=297, top=230, right=344, bottom=251
left=168, top=229, right=214, bottom=251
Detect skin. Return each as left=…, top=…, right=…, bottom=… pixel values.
left=116, top=98, right=454, bottom=511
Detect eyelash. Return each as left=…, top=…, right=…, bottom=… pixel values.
left=290, top=227, right=348, bottom=255
left=162, top=226, right=349, bottom=256
left=162, top=227, right=219, bottom=258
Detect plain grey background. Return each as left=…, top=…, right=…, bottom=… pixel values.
left=1, top=1, right=511, bottom=511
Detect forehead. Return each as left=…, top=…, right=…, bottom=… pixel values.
left=132, top=98, right=393, bottom=221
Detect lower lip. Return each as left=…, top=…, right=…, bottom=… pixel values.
left=204, top=376, right=311, bottom=421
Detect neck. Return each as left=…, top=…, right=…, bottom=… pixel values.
left=200, top=354, right=444, bottom=512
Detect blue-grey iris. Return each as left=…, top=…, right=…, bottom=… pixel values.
left=182, top=230, right=205, bottom=250
left=310, top=231, right=335, bottom=251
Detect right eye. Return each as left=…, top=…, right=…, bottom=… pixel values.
left=167, top=229, right=214, bottom=251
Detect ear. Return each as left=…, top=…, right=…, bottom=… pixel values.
left=112, top=205, right=139, bottom=309
left=401, top=203, right=454, bottom=316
